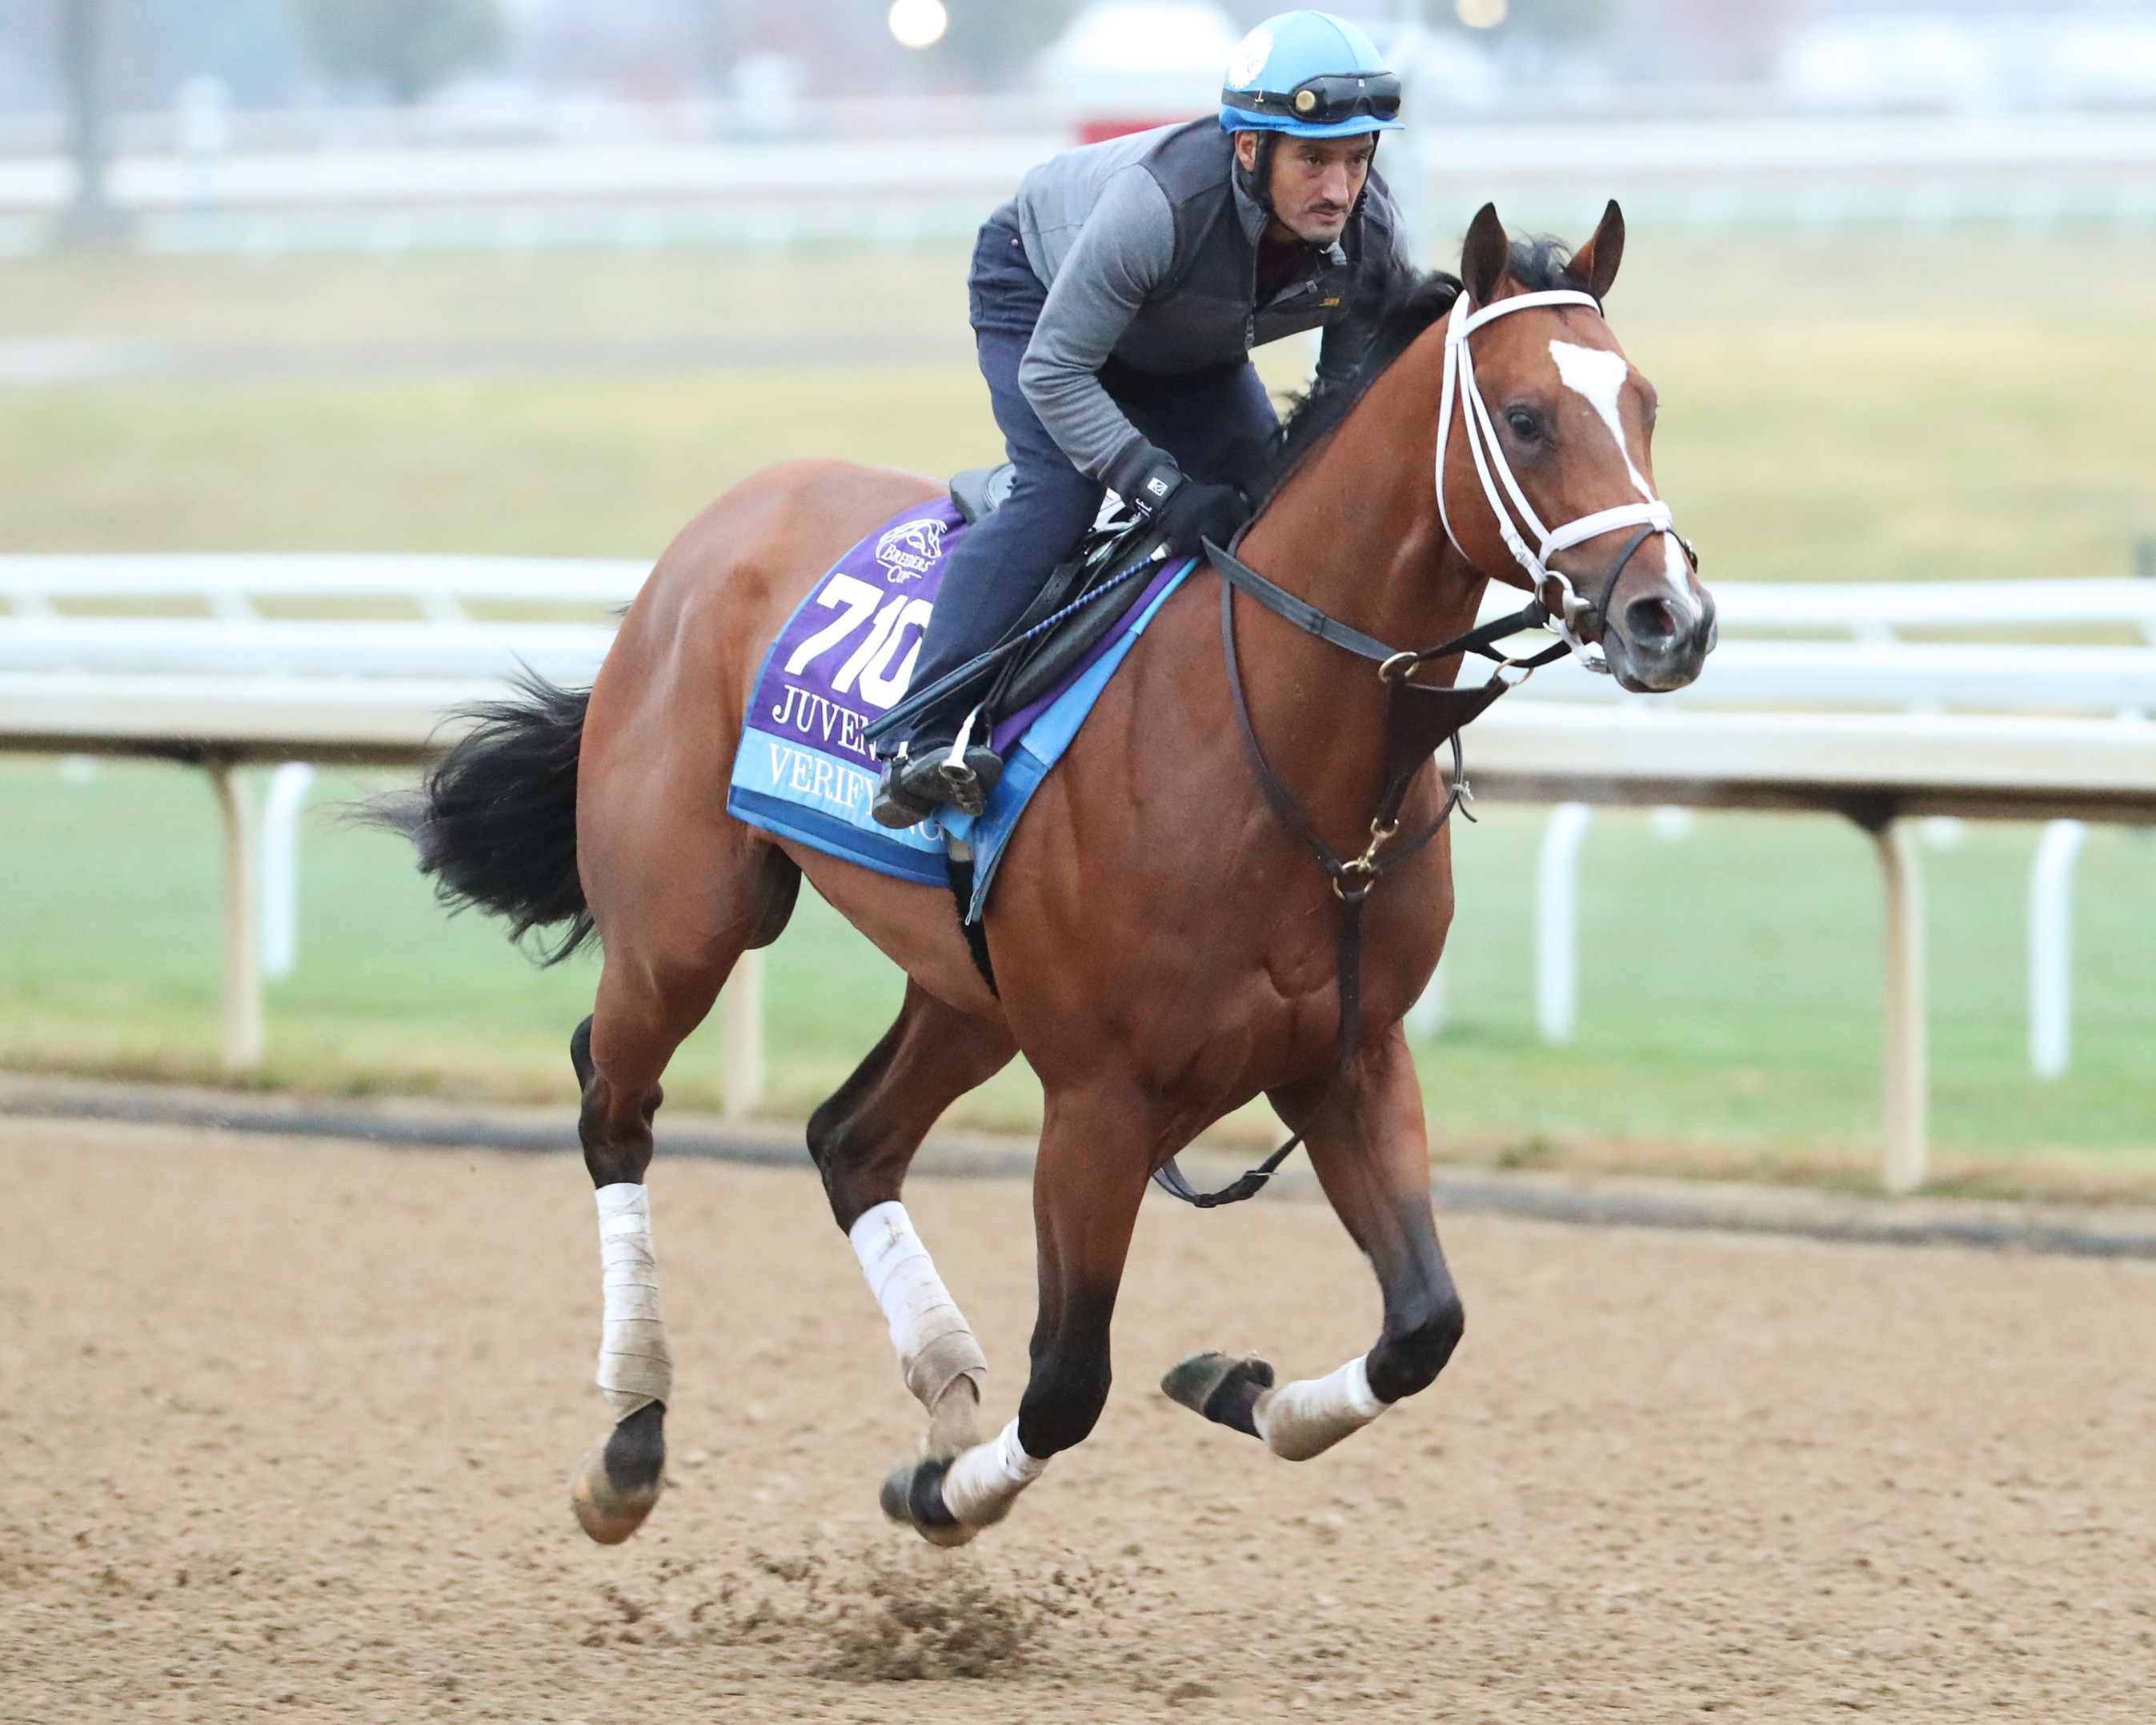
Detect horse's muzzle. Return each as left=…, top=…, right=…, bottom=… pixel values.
left=1603, top=587, right=1717, bottom=694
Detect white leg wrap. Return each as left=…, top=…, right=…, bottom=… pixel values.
left=595, top=1183, right=671, bottom=1419
left=940, top=1418, right=1048, bottom=1526
left=1253, top=1354, right=1387, bottom=1462
left=849, top=1201, right=989, bottom=1412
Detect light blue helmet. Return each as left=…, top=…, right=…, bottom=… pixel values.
left=1220, top=11, right=1405, bottom=139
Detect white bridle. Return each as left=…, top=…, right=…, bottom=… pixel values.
left=1433, top=287, right=1681, bottom=677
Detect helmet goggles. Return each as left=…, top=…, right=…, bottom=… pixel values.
left=1221, top=70, right=1402, bottom=128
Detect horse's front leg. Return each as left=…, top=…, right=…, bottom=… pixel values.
left=880, top=1080, right=1156, bottom=1545
left=1164, top=1025, right=1464, bottom=1459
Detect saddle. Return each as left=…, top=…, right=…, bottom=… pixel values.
left=862, top=466, right=1172, bottom=753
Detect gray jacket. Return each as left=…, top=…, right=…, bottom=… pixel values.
left=1000, top=119, right=1408, bottom=495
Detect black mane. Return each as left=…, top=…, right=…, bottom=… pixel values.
left=1256, top=233, right=1580, bottom=503
left=1503, top=234, right=1581, bottom=295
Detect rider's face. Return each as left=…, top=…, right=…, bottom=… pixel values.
left=1236, top=131, right=1376, bottom=246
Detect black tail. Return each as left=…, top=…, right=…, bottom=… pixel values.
left=365, top=672, right=595, bottom=965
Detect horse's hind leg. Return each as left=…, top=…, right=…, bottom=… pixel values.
left=1163, top=1026, right=1465, bottom=1460
left=807, top=981, right=1017, bottom=1533
left=567, top=838, right=801, bottom=1544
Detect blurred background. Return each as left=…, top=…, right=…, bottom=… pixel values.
left=15, top=1, right=2156, bottom=247
left=2, top=0, right=2153, bottom=1193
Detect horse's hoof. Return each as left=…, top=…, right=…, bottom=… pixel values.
left=1161, top=1350, right=1275, bottom=1438
left=569, top=1448, right=662, bottom=1545
left=880, top=1457, right=976, bottom=1549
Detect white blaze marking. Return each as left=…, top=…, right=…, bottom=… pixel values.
left=1549, top=339, right=1653, bottom=501
left=1550, top=339, right=1695, bottom=618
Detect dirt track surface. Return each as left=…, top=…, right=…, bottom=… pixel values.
left=2, top=1119, right=2153, bottom=1723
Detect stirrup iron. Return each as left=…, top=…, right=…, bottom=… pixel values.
left=936, top=708, right=1000, bottom=818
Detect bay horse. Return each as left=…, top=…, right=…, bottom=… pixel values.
left=395, top=202, right=1713, bottom=1548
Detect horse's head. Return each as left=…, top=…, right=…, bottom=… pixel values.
left=1435, top=201, right=1714, bottom=693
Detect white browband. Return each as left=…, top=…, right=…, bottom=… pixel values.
left=1433, top=287, right=1679, bottom=676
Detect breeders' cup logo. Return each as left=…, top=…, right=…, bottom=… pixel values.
left=874, top=516, right=945, bottom=583
left=1226, top=26, right=1272, bottom=91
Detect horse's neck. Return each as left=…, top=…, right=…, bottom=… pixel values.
left=1249, top=329, right=1486, bottom=669
left=1226, top=335, right=1487, bottom=820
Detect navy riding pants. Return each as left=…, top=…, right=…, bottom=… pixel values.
left=897, top=215, right=1279, bottom=747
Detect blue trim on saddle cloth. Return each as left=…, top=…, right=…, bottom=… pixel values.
left=930, top=557, right=1194, bottom=922
left=723, top=488, right=1196, bottom=912
left=726, top=785, right=949, bottom=886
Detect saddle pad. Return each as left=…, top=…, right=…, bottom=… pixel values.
left=726, top=495, right=1194, bottom=917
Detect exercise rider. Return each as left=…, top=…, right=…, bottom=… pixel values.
left=872, top=10, right=1411, bottom=829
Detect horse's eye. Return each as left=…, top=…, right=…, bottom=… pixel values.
left=1505, top=410, right=1540, bottom=442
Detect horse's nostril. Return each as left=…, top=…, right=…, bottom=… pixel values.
left=1624, top=595, right=1681, bottom=651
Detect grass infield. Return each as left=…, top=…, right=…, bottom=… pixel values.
left=3, top=759, right=2150, bottom=1189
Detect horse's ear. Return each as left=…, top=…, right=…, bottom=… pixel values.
left=1461, top=203, right=1509, bottom=304
left=1565, top=199, right=1625, bottom=303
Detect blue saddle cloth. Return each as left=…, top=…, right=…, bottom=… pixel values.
left=726, top=496, right=1195, bottom=921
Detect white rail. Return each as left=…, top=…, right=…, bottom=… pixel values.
left=8, top=556, right=2156, bottom=1188
left=1698, top=577, right=2156, bottom=640
left=0, top=553, right=659, bottom=1081
left=11, top=113, right=2156, bottom=252
left=261, top=761, right=315, bottom=981
left=0, top=552, right=648, bottom=609
left=2028, top=820, right=2090, bottom=1081
left=1535, top=804, right=1593, bottom=1046
left=207, top=761, right=262, bottom=1073
left=0, top=616, right=617, bottom=681
left=1509, top=640, right=2156, bottom=713
left=1463, top=576, right=2156, bottom=1116
left=1874, top=822, right=1930, bottom=1195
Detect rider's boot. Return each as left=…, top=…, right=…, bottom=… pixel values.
left=872, top=728, right=1004, bottom=829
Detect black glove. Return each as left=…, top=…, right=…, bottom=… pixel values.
left=1148, top=477, right=1250, bottom=557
